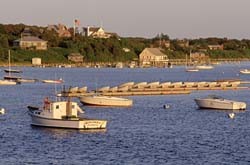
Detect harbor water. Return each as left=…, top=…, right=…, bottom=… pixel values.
left=1, top=63, right=250, bottom=164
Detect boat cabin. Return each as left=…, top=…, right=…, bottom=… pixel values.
left=41, top=101, right=82, bottom=119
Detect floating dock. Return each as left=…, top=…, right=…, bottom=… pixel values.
left=59, top=80, right=248, bottom=97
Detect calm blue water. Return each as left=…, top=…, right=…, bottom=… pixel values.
left=1, top=63, right=250, bottom=164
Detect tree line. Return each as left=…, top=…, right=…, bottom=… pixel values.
left=0, top=24, right=250, bottom=63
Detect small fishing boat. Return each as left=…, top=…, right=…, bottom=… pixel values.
left=27, top=97, right=107, bottom=129
left=195, top=95, right=246, bottom=110
left=80, top=95, right=133, bottom=107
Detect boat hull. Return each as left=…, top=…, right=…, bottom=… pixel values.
left=29, top=113, right=107, bottom=129
left=0, top=80, right=17, bottom=85
left=195, top=99, right=246, bottom=110
left=196, top=65, right=214, bottom=70
left=80, top=96, right=133, bottom=107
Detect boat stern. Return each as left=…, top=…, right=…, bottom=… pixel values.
left=233, top=101, right=247, bottom=110
left=79, top=119, right=107, bottom=129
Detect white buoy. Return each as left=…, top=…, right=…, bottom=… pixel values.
left=228, top=113, right=235, bottom=119
left=0, top=108, right=5, bottom=114
left=163, top=104, right=170, bottom=109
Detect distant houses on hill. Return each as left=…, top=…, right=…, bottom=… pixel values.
left=47, top=24, right=71, bottom=38
left=83, top=26, right=118, bottom=39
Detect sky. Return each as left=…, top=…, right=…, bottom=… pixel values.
left=1, top=0, right=250, bottom=39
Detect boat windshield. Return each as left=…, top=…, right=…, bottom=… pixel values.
left=206, top=95, right=223, bottom=99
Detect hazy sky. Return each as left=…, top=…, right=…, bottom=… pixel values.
left=1, top=0, right=250, bottom=39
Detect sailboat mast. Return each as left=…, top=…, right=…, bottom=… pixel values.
left=8, top=50, right=10, bottom=76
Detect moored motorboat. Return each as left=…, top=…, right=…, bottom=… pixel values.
left=146, top=81, right=160, bottom=88
left=96, top=86, right=110, bottom=92
left=0, top=79, right=17, bottom=85
left=195, top=95, right=246, bottom=110
left=132, top=82, right=147, bottom=88
left=196, top=65, right=214, bottom=70
left=118, top=82, right=135, bottom=88
left=240, top=69, right=250, bottom=74
left=80, top=95, right=133, bottom=107
left=18, top=78, right=38, bottom=83
left=27, top=97, right=107, bottom=129
left=42, top=78, right=63, bottom=84
left=186, top=68, right=199, bottom=72
left=68, top=86, right=78, bottom=93
left=78, top=86, right=88, bottom=93
left=4, top=69, right=22, bottom=73
left=4, top=75, right=22, bottom=81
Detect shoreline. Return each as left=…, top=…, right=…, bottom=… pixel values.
left=0, top=58, right=250, bottom=68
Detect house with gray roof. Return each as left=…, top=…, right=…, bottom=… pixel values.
left=139, top=48, right=168, bottom=67
left=14, top=36, right=47, bottom=50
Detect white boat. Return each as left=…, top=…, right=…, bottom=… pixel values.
left=42, top=78, right=63, bottom=84
left=0, top=79, right=17, bottom=85
left=197, top=81, right=209, bottom=87
left=195, top=95, right=246, bottom=110
left=147, top=81, right=160, bottom=87
left=27, top=98, right=107, bottom=129
left=133, top=82, right=147, bottom=88
left=80, top=95, right=133, bottom=107
left=160, top=82, right=172, bottom=88
left=117, top=86, right=129, bottom=92
left=186, top=68, right=199, bottom=72
left=78, top=86, right=88, bottom=93
left=96, top=86, right=110, bottom=92
left=68, top=87, right=78, bottom=93
left=171, top=82, right=183, bottom=87
left=109, top=86, right=118, bottom=92
left=196, top=65, right=214, bottom=70
left=183, top=82, right=196, bottom=88
left=18, top=78, right=38, bottom=83
left=118, top=82, right=135, bottom=88
left=240, top=69, right=250, bottom=74
left=185, top=52, right=199, bottom=72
